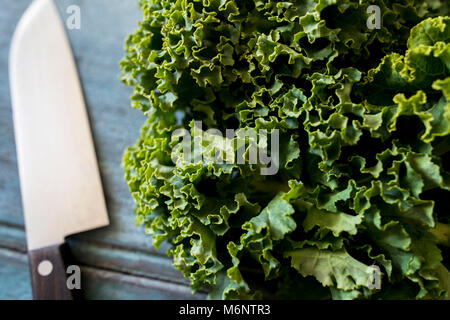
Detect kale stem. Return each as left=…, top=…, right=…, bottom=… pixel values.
left=430, top=223, right=450, bottom=247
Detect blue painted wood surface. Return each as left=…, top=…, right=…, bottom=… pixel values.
left=0, top=0, right=205, bottom=300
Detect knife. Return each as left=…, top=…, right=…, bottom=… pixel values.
left=9, top=0, right=109, bottom=300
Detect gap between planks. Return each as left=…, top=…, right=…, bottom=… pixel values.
left=0, top=222, right=195, bottom=288
left=0, top=246, right=206, bottom=300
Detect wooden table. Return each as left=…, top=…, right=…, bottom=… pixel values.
left=0, top=0, right=205, bottom=300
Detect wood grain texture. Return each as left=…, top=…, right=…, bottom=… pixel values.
left=0, top=224, right=191, bottom=286
left=0, top=248, right=207, bottom=300
left=81, top=267, right=206, bottom=300
left=0, top=0, right=31, bottom=228
left=28, top=244, right=75, bottom=300
left=0, top=0, right=203, bottom=299
left=0, top=248, right=32, bottom=299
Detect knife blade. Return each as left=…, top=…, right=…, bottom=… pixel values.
left=9, top=0, right=109, bottom=299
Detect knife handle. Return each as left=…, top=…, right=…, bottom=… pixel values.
left=28, top=243, right=74, bottom=300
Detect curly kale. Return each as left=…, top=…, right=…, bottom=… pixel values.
left=121, top=0, right=450, bottom=299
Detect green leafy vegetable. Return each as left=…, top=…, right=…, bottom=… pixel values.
left=121, top=0, right=450, bottom=299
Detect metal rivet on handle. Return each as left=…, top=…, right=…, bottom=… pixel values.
left=37, top=260, right=53, bottom=276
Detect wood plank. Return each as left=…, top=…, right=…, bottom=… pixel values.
left=49, top=0, right=165, bottom=253
left=0, top=247, right=205, bottom=300
left=68, top=238, right=191, bottom=285
left=0, top=0, right=31, bottom=227
left=0, top=0, right=158, bottom=250
left=0, top=0, right=206, bottom=299
left=0, top=223, right=191, bottom=286
left=0, top=223, right=26, bottom=252
left=82, top=267, right=205, bottom=300
left=0, top=248, right=32, bottom=300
